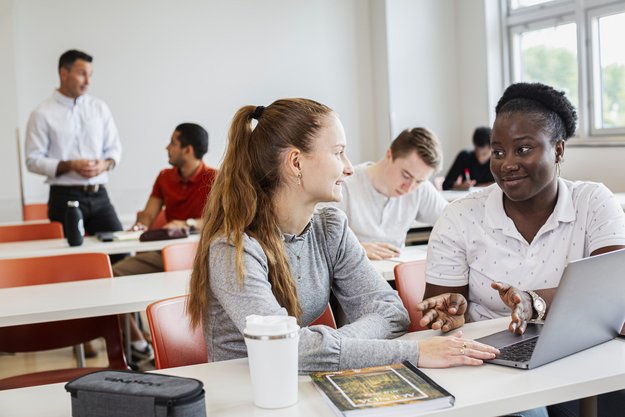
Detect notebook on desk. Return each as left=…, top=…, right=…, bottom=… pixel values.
left=388, top=245, right=428, bottom=263
left=476, top=248, right=625, bottom=370
left=95, top=231, right=143, bottom=242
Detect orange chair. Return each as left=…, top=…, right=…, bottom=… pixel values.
left=147, top=295, right=335, bottom=370
left=394, top=260, right=428, bottom=332
left=162, top=242, right=198, bottom=272
left=309, top=304, right=337, bottom=328
left=0, top=222, right=63, bottom=243
left=146, top=295, right=208, bottom=370
left=22, top=203, right=49, bottom=221
left=0, top=253, right=128, bottom=390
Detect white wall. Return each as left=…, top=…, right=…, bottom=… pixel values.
left=561, top=147, right=625, bottom=191
left=385, top=0, right=462, bottom=174
left=0, top=0, right=22, bottom=221
left=5, top=0, right=378, bottom=221
left=454, top=0, right=493, bottom=145
left=3, top=0, right=623, bottom=224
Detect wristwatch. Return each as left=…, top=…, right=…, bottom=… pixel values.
left=185, top=218, right=197, bottom=228
left=527, top=290, right=546, bottom=321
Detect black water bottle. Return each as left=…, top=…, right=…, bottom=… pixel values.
left=65, top=200, right=84, bottom=246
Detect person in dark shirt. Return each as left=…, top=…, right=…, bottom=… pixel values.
left=442, top=126, right=494, bottom=190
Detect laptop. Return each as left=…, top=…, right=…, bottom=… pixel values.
left=476, top=248, right=625, bottom=369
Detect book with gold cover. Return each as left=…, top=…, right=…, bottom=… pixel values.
left=310, top=361, right=454, bottom=416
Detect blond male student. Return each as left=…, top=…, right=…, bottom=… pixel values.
left=331, top=128, right=447, bottom=260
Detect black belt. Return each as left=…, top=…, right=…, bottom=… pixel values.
left=51, top=184, right=103, bottom=193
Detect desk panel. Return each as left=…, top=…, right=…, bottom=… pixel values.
left=2, top=318, right=625, bottom=417
left=0, top=270, right=190, bottom=327
left=0, top=235, right=199, bottom=260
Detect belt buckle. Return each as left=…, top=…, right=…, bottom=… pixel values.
left=84, top=184, right=99, bottom=193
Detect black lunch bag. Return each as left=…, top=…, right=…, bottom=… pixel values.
left=65, top=370, right=206, bottom=417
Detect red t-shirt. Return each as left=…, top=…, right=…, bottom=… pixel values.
left=150, top=162, right=217, bottom=222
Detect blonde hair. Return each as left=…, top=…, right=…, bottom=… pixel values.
left=188, top=98, right=333, bottom=328
left=390, top=127, right=443, bottom=172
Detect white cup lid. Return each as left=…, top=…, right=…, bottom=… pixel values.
left=243, top=315, right=299, bottom=337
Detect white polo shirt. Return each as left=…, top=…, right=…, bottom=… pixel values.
left=426, top=178, right=625, bottom=322
left=332, top=162, right=448, bottom=248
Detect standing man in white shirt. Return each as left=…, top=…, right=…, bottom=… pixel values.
left=332, top=127, right=448, bottom=260
left=25, top=49, right=123, bottom=238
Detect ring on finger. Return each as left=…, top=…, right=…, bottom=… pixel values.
left=460, top=342, right=467, bottom=355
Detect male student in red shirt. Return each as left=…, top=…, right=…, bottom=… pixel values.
left=112, top=123, right=216, bottom=364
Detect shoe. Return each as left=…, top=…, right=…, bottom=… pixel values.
left=131, top=343, right=154, bottom=363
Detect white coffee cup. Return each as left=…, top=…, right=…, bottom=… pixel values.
left=243, top=315, right=300, bottom=408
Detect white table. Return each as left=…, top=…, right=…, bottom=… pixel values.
left=3, top=318, right=624, bottom=417
left=0, top=234, right=199, bottom=260
left=0, top=270, right=190, bottom=327
left=371, top=244, right=428, bottom=281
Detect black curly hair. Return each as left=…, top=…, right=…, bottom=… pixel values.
left=495, top=82, right=578, bottom=142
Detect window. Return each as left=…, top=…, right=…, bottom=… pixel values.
left=589, top=8, right=625, bottom=133
left=503, top=0, right=625, bottom=143
left=510, top=0, right=560, bottom=11
left=510, top=21, right=578, bottom=110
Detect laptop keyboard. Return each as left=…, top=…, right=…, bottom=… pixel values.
left=497, top=337, right=538, bottom=362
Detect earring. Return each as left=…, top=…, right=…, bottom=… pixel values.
left=556, top=161, right=561, bottom=177
left=296, top=172, right=302, bottom=186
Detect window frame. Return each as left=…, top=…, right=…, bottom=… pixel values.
left=587, top=3, right=625, bottom=137
left=502, top=0, right=625, bottom=145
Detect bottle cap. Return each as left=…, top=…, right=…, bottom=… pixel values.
left=243, top=315, right=299, bottom=339
left=67, top=201, right=80, bottom=207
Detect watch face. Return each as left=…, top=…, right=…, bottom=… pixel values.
left=535, top=298, right=546, bottom=313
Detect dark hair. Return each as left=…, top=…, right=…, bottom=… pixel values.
left=58, top=50, right=93, bottom=71
left=495, top=82, right=577, bottom=142
left=175, top=123, right=209, bottom=159
left=390, top=127, right=442, bottom=171
left=188, top=98, right=334, bottom=327
left=472, top=126, right=491, bottom=147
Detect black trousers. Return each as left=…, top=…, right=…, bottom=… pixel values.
left=548, top=390, right=625, bottom=417
left=48, top=185, right=126, bottom=263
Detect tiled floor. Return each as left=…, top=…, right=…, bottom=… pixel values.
left=0, top=314, right=155, bottom=381
left=0, top=339, right=110, bottom=379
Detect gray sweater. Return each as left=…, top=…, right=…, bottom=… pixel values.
left=204, top=207, right=420, bottom=372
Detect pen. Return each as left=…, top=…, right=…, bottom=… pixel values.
left=464, top=168, right=471, bottom=182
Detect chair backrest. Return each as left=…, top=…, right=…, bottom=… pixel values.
left=309, top=304, right=337, bottom=329
left=0, top=222, right=63, bottom=243
left=146, top=295, right=208, bottom=369
left=0, top=252, right=111, bottom=288
left=146, top=295, right=335, bottom=370
left=0, top=253, right=127, bottom=389
left=394, top=260, right=428, bottom=332
left=162, top=242, right=199, bottom=272
left=22, top=203, right=49, bottom=221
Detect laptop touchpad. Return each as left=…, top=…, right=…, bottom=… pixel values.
left=476, top=323, right=542, bottom=349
